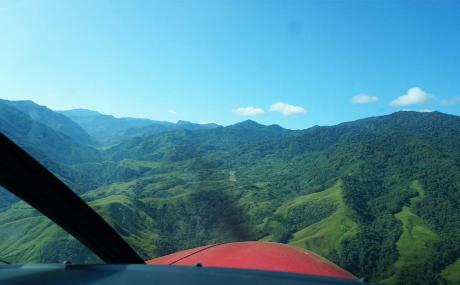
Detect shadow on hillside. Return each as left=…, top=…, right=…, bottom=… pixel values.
left=151, top=157, right=254, bottom=256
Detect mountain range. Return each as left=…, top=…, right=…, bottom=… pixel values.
left=0, top=99, right=459, bottom=285
left=58, top=108, right=220, bottom=146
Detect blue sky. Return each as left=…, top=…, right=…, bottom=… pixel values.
left=1, top=0, right=459, bottom=129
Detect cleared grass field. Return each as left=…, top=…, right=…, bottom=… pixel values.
left=441, top=258, right=460, bottom=283
left=279, top=182, right=358, bottom=257
left=381, top=181, right=439, bottom=284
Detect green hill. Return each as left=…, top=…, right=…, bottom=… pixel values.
left=442, top=259, right=460, bottom=284
left=1, top=100, right=93, bottom=146
left=285, top=182, right=358, bottom=258
left=381, top=181, right=439, bottom=284
left=0, top=101, right=103, bottom=193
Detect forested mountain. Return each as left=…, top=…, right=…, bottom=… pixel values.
left=106, top=120, right=296, bottom=162
left=58, top=109, right=220, bottom=146
left=0, top=100, right=459, bottom=285
left=1, top=100, right=93, bottom=145
left=0, top=101, right=102, bottom=193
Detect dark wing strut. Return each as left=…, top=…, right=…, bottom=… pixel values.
left=0, top=132, right=144, bottom=264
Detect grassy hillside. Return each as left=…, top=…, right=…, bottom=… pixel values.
left=382, top=181, right=439, bottom=284
left=442, top=258, right=460, bottom=283
left=286, top=182, right=358, bottom=257
left=0, top=202, right=98, bottom=263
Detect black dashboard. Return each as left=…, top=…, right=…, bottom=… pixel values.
left=0, top=264, right=369, bottom=285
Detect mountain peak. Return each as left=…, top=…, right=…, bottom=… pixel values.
left=176, top=120, right=194, bottom=125
left=58, top=109, right=103, bottom=117
left=229, top=119, right=264, bottom=129
left=175, top=120, right=220, bottom=130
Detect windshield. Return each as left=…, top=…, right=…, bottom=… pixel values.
left=1, top=1, right=460, bottom=284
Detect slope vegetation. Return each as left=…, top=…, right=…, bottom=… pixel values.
left=382, top=181, right=439, bottom=284
left=286, top=182, right=358, bottom=257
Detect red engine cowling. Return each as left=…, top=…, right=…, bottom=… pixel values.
left=147, top=241, right=356, bottom=280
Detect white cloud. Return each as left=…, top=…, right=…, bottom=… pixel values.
left=419, top=109, right=434, bottom=112
left=390, top=87, right=432, bottom=106
left=440, top=96, right=460, bottom=106
left=351, top=94, right=378, bottom=104
left=269, top=102, right=306, bottom=116
left=232, top=106, right=265, bottom=116
left=167, top=109, right=177, bottom=115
